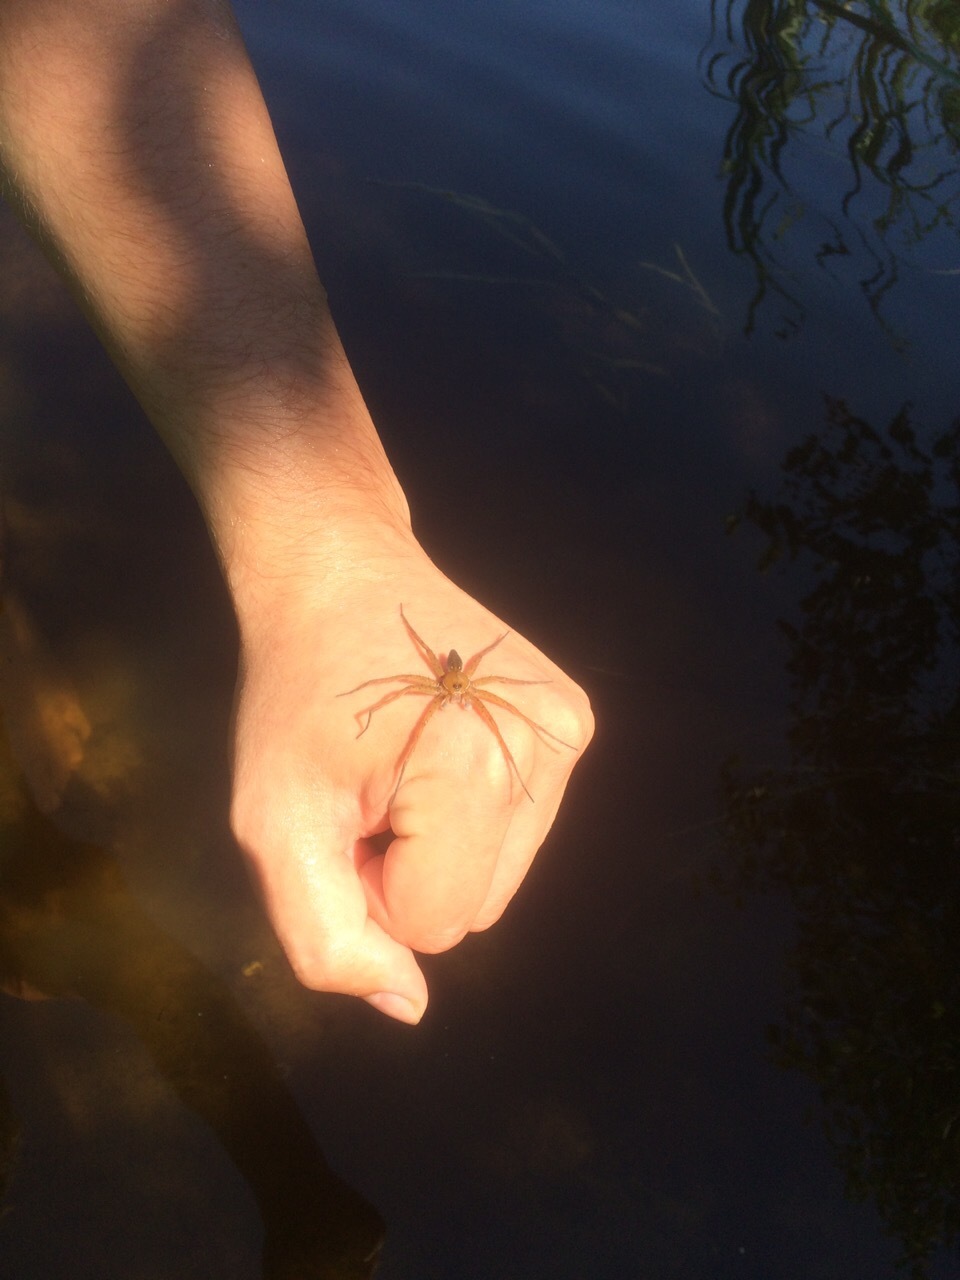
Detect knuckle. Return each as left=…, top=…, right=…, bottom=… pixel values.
left=549, top=684, right=595, bottom=751
left=283, top=933, right=361, bottom=993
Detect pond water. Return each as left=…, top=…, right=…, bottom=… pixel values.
left=1, top=1, right=959, bottom=1277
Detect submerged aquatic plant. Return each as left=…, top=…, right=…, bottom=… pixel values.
left=372, top=180, right=724, bottom=413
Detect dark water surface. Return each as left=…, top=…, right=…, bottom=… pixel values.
left=2, top=2, right=959, bottom=1277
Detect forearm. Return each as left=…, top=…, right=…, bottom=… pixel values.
left=0, top=0, right=411, bottom=605
left=0, top=1, right=593, bottom=1025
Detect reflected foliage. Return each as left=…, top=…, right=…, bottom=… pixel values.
left=701, top=0, right=960, bottom=339
left=722, top=401, right=960, bottom=1276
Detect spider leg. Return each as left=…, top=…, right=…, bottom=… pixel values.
left=339, top=674, right=435, bottom=696
left=470, top=675, right=551, bottom=687
left=391, top=694, right=445, bottom=799
left=462, top=630, right=509, bottom=677
left=473, top=688, right=578, bottom=751
left=350, top=683, right=437, bottom=737
left=468, top=696, right=534, bottom=802
left=400, top=606, right=445, bottom=679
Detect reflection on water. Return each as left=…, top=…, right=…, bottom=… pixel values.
left=2, top=0, right=959, bottom=1274
left=0, top=570, right=383, bottom=1278
left=702, top=0, right=960, bottom=342
left=721, top=400, right=960, bottom=1277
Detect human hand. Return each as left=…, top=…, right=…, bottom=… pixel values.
left=228, top=539, right=593, bottom=1023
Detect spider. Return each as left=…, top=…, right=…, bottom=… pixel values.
left=338, top=606, right=576, bottom=801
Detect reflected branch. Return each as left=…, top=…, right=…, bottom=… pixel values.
left=701, top=0, right=960, bottom=341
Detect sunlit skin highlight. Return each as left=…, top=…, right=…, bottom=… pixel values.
left=339, top=607, right=576, bottom=802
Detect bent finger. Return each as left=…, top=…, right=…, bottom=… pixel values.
left=471, top=718, right=588, bottom=929
left=359, top=719, right=517, bottom=951
left=241, top=826, right=429, bottom=1022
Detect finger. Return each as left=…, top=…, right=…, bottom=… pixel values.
left=471, top=733, right=583, bottom=929
left=358, top=711, right=516, bottom=951
left=472, top=787, right=564, bottom=929
left=240, top=822, right=429, bottom=1023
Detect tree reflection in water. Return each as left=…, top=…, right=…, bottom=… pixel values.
left=721, top=399, right=960, bottom=1276
left=701, top=0, right=960, bottom=340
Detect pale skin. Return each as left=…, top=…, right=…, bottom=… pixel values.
left=0, top=0, right=593, bottom=1023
